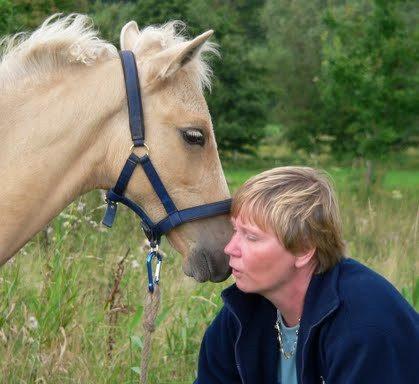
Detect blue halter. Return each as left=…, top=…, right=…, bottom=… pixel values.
left=102, top=51, right=231, bottom=291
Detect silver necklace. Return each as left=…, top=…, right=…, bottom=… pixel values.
left=274, top=315, right=300, bottom=359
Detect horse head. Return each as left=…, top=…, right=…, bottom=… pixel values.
left=102, top=21, right=233, bottom=282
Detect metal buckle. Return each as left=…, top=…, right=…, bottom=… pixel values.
left=130, top=142, right=150, bottom=157
left=146, top=244, right=163, bottom=293
left=105, top=197, right=117, bottom=206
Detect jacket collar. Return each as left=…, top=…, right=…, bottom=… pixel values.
left=301, top=259, right=341, bottom=328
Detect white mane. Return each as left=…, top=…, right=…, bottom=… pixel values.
left=0, top=14, right=218, bottom=91
left=0, top=14, right=117, bottom=89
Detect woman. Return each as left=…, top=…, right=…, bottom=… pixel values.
left=195, top=166, right=419, bottom=384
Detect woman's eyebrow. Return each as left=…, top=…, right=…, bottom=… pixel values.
left=240, top=224, right=260, bottom=234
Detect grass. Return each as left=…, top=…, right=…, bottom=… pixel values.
left=0, top=160, right=418, bottom=383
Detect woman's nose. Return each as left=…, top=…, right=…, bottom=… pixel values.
left=224, top=233, right=241, bottom=258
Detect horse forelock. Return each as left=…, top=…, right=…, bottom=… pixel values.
left=0, top=14, right=218, bottom=92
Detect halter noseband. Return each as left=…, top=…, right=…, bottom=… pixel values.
left=102, top=51, right=231, bottom=291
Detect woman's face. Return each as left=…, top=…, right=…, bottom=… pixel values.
left=225, top=214, right=298, bottom=295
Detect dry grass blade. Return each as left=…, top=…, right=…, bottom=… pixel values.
left=105, top=247, right=130, bottom=360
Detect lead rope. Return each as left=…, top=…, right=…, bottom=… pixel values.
left=139, top=240, right=163, bottom=384
left=140, top=285, right=161, bottom=384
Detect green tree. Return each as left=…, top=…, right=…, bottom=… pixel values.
left=261, top=0, right=329, bottom=152
left=318, top=0, right=419, bottom=170
left=189, top=0, right=271, bottom=154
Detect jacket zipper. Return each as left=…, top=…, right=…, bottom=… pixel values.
left=300, top=305, right=337, bottom=384
left=229, top=306, right=245, bottom=384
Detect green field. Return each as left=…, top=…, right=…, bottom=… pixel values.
left=0, top=163, right=418, bottom=383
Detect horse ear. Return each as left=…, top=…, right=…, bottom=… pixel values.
left=148, top=30, right=214, bottom=82
left=120, top=21, right=140, bottom=51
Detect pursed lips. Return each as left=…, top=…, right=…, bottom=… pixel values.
left=229, top=263, right=242, bottom=274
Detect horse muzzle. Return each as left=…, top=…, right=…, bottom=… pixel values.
left=183, top=246, right=232, bottom=283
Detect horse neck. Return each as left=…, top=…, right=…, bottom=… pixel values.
left=0, top=58, right=126, bottom=263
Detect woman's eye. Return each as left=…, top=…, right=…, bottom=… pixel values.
left=182, top=129, right=205, bottom=146
left=246, top=234, right=258, bottom=241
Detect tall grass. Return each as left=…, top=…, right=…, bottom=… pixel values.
left=0, top=164, right=417, bottom=383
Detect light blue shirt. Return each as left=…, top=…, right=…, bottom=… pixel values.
left=276, top=312, right=299, bottom=384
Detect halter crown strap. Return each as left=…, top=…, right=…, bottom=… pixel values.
left=119, top=50, right=145, bottom=147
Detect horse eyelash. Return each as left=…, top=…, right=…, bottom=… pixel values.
left=182, top=128, right=205, bottom=146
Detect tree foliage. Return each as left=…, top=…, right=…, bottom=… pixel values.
left=0, top=0, right=89, bottom=34
left=188, top=0, right=272, bottom=153
left=318, top=0, right=418, bottom=161
left=261, top=0, right=328, bottom=151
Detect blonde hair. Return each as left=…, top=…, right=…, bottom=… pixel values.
left=231, top=166, right=345, bottom=273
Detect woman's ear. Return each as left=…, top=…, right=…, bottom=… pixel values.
left=294, top=248, right=316, bottom=269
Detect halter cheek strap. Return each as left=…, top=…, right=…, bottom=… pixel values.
left=103, top=49, right=231, bottom=257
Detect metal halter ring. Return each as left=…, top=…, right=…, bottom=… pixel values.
left=146, top=247, right=163, bottom=293
left=130, top=142, right=150, bottom=156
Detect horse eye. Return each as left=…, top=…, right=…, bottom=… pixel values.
left=182, top=129, right=205, bottom=146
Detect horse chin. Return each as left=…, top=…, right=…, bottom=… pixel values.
left=182, top=248, right=231, bottom=283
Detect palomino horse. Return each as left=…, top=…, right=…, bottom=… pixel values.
left=0, top=14, right=232, bottom=283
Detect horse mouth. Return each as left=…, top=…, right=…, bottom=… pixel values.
left=182, top=248, right=231, bottom=283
